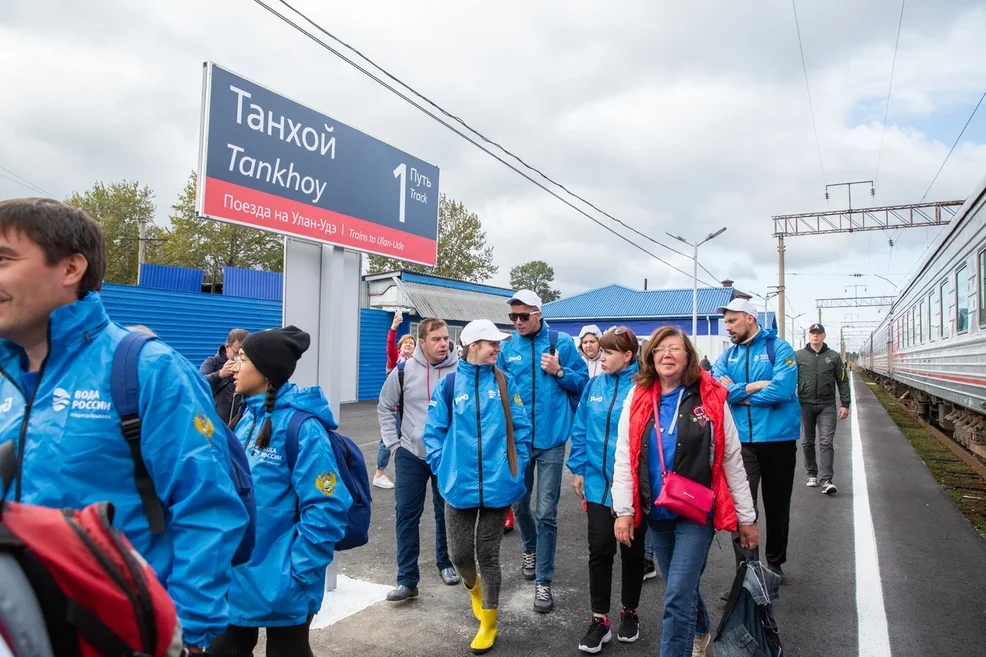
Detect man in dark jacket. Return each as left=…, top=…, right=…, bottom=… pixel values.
left=200, top=329, right=248, bottom=423
left=795, top=323, right=850, bottom=496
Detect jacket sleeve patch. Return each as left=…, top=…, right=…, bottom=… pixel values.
left=194, top=413, right=215, bottom=446
left=315, top=471, right=337, bottom=496
left=784, top=356, right=795, bottom=368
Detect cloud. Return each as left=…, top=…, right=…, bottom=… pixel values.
left=2, top=0, right=985, bottom=346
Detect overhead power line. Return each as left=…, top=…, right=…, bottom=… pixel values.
left=0, top=165, right=55, bottom=197
left=791, top=0, right=827, bottom=188
left=874, top=0, right=906, bottom=187
left=921, top=88, right=986, bottom=202
left=252, top=0, right=724, bottom=287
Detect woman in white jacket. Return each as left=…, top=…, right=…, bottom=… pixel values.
left=610, top=327, right=758, bottom=657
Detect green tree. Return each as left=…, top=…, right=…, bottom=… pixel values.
left=510, top=260, right=560, bottom=302
left=367, top=194, right=497, bottom=282
left=158, top=172, right=284, bottom=286
left=66, top=180, right=160, bottom=285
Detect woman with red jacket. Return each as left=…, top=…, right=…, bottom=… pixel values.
left=611, top=327, right=758, bottom=657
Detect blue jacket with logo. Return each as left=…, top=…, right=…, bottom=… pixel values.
left=496, top=321, right=589, bottom=450
left=0, top=293, right=250, bottom=649
left=711, top=328, right=801, bottom=443
left=422, top=360, right=533, bottom=509
left=567, top=362, right=638, bottom=508
left=229, top=383, right=352, bottom=627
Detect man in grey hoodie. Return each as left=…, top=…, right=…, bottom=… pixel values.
left=377, top=317, right=461, bottom=601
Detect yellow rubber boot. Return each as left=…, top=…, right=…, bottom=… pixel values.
left=470, top=607, right=498, bottom=654
left=464, top=575, right=483, bottom=620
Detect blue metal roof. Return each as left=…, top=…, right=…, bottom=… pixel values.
left=543, top=284, right=736, bottom=320
left=223, top=266, right=283, bottom=301
left=401, top=271, right=514, bottom=297
left=138, top=264, right=204, bottom=293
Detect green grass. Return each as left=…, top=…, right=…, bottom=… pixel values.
left=864, top=376, right=986, bottom=540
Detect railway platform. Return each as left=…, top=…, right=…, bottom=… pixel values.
left=296, top=371, right=986, bottom=657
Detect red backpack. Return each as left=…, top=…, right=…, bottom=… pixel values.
left=0, top=499, right=184, bottom=657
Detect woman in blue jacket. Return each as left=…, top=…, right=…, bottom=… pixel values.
left=566, top=327, right=646, bottom=654
left=209, top=326, right=353, bottom=657
left=423, top=319, right=532, bottom=655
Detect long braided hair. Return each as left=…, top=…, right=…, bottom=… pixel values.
left=228, top=382, right=280, bottom=451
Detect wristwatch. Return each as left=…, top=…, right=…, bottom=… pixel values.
left=555, top=368, right=565, bottom=378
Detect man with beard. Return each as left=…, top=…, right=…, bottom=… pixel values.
left=712, top=298, right=800, bottom=581
left=378, top=317, right=461, bottom=601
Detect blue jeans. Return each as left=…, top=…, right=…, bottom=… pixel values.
left=394, top=447, right=451, bottom=587
left=512, top=443, right=565, bottom=583
left=376, top=439, right=391, bottom=471
left=649, top=517, right=716, bottom=657
left=644, top=525, right=657, bottom=561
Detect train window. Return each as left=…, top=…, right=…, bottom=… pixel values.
left=956, top=265, right=969, bottom=333
left=928, top=292, right=934, bottom=341
left=979, top=248, right=986, bottom=327
left=914, top=299, right=924, bottom=344
left=940, top=279, right=950, bottom=339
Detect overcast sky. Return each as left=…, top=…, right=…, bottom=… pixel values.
left=3, top=0, right=986, bottom=347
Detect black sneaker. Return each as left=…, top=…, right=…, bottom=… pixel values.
left=534, top=582, right=554, bottom=613
left=521, top=552, right=536, bottom=581
left=617, top=608, right=639, bottom=643
left=578, top=616, right=612, bottom=653
left=385, top=584, right=418, bottom=602
left=642, top=559, right=657, bottom=581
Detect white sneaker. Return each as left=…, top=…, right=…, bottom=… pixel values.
left=373, top=474, right=395, bottom=489
left=806, top=476, right=818, bottom=488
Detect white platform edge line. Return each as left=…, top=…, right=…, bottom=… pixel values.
left=851, top=374, right=893, bottom=657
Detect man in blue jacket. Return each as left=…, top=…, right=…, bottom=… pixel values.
left=0, top=198, right=250, bottom=652
left=712, top=298, right=800, bottom=580
left=497, top=289, right=588, bottom=613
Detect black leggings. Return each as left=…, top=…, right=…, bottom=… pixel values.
left=208, top=616, right=314, bottom=657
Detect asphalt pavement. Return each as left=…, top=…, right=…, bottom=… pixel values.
left=265, top=374, right=986, bottom=657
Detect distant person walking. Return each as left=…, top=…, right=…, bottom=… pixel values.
left=423, top=319, right=532, bottom=654
left=795, top=323, right=850, bottom=495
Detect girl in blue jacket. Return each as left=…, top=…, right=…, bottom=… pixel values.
left=423, top=319, right=532, bottom=655
left=209, top=326, right=353, bottom=657
left=566, top=327, right=647, bottom=653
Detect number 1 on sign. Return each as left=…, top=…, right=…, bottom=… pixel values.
left=394, top=163, right=407, bottom=223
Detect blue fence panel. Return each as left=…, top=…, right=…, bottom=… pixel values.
left=223, top=266, right=283, bottom=301
left=358, top=308, right=392, bottom=401
left=100, top=283, right=283, bottom=366
left=138, top=264, right=204, bottom=293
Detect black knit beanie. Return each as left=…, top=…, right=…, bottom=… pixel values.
left=240, top=325, right=311, bottom=389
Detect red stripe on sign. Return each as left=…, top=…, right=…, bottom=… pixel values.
left=202, top=178, right=437, bottom=266
left=895, top=367, right=986, bottom=388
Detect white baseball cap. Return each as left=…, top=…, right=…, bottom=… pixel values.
left=460, top=319, right=512, bottom=346
left=716, top=298, right=759, bottom=317
left=507, top=289, right=543, bottom=310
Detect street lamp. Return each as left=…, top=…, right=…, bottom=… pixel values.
left=667, top=227, right=727, bottom=339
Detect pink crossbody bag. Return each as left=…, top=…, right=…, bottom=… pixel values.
left=651, top=388, right=714, bottom=525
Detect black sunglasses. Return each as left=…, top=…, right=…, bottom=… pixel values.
left=509, top=312, right=540, bottom=322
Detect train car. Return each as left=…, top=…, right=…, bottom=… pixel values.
left=859, top=172, right=986, bottom=462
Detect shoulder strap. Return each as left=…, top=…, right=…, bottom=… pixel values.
left=766, top=337, right=776, bottom=365
left=443, top=371, right=456, bottom=410
left=285, top=410, right=317, bottom=472
left=493, top=367, right=519, bottom=477
left=549, top=330, right=558, bottom=356
left=397, top=361, right=406, bottom=419
left=110, top=332, right=166, bottom=535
